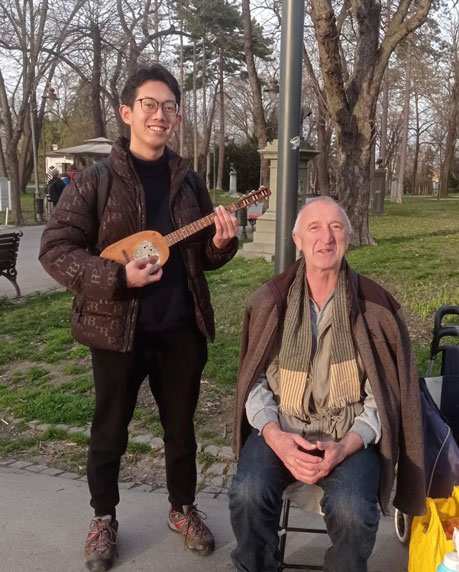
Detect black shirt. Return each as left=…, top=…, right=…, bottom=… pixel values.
left=130, top=150, right=194, bottom=333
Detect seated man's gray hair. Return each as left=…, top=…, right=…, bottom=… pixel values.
left=293, top=196, right=352, bottom=234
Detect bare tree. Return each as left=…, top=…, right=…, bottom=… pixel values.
left=0, top=0, right=86, bottom=225
left=439, top=22, right=459, bottom=198
left=241, top=0, right=268, bottom=185
left=309, top=0, right=432, bottom=244
left=393, top=44, right=412, bottom=203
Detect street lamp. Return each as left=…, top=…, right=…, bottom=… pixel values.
left=42, top=86, right=60, bottom=178
left=29, top=108, right=41, bottom=221
left=32, top=85, right=60, bottom=222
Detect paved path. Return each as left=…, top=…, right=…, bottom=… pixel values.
left=0, top=464, right=409, bottom=572
left=0, top=225, right=62, bottom=299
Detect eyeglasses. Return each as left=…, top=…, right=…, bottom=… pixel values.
left=134, top=97, right=179, bottom=116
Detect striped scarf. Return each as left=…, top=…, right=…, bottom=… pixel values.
left=278, top=258, right=360, bottom=417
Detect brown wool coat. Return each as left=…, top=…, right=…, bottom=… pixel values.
left=39, top=138, right=237, bottom=352
left=233, top=259, right=426, bottom=516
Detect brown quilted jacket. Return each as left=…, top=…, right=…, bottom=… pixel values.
left=39, top=138, right=238, bottom=351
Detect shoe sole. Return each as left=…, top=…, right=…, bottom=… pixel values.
left=167, top=519, right=215, bottom=555
left=85, top=560, right=114, bottom=572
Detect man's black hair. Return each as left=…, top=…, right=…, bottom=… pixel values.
left=120, top=64, right=181, bottom=108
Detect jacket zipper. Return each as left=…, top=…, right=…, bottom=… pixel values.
left=123, top=162, right=144, bottom=352
left=169, top=168, right=211, bottom=339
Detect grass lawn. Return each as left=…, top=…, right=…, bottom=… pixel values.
left=0, top=195, right=458, bottom=463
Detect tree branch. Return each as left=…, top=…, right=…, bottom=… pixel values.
left=310, top=0, right=349, bottom=123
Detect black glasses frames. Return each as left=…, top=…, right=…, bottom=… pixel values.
left=134, top=97, right=179, bottom=116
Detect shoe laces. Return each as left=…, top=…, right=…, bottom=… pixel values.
left=86, top=520, right=117, bottom=553
left=184, top=506, right=208, bottom=538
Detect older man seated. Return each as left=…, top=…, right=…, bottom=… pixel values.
left=229, top=197, right=426, bottom=572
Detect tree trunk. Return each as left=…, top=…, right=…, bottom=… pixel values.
left=179, top=21, right=185, bottom=157
left=394, top=50, right=411, bottom=203
left=439, top=36, right=459, bottom=198
left=380, top=0, right=391, bottom=185
left=411, top=88, right=420, bottom=194
left=0, top=139, right=7, bottom=177
left=154, top=0, right=160, bottom=62
left=217, top=50, right=225, bottom=191
left=336, top=121, right=374, bottom=245
left=193, top=42, right=198, bottom=172
left=203, top=88, right=217, bottom=186
left=241, top=0, right=268, bottom=186
left=314, top=96, right=331, bottom=196
left=440, top=118, right=458, bottom=198
left=380, top=74, right=389, bottom=169
left=91, top=23, right=106, bottom=138
left=202, top=40, right=209, bottom=186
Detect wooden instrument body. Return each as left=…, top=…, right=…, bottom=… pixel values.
left=101, top=231, right=170, bottom=265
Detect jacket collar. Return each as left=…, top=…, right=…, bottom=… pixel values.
left=267, top=257, right=360, bottom=322
left=111, top=137, right=189, bottom=189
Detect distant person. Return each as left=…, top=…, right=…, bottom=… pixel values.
left=69, top=165, right=77, bottom=180
left=45, top=169, right=66, bottom=207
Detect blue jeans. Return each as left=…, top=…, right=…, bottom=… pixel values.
left=228, top=430, right=381, bottom=572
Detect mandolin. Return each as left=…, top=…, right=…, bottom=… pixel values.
left=100, top=186, right=271, bottom=266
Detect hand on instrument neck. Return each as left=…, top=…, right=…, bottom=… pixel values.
left=212, top=205, right=238, bottom=250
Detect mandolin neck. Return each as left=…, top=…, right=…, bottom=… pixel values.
left=164, top=204, right=238, bottom=247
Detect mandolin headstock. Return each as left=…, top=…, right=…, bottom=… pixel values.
left=227, top=186, right=271, bottom=213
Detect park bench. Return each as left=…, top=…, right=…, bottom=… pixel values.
left=0, top=231, right=23, bottom=297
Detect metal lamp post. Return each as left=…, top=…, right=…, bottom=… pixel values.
left=36, top=86, right=59, bottom=221
left=42, top=86, right=60, bottom=175
left=274, top=0, right=305, bottom=275
left=29, top=109, right=41, bottom=221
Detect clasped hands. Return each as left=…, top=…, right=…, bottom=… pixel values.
left=262, top=422, right=349, bottom=485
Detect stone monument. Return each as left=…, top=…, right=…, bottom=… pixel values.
left=240, top=139, right=318, bottom=261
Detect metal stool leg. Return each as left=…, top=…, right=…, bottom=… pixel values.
left=279, top=497, right=291, bottom=570
left=278, top=497, right=327, bottom=571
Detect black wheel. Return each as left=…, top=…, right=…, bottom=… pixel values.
left=394, top=508, right=413, bottom=544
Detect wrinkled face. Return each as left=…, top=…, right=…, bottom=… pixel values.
left=292, top=200, right=350, bottom=273
left=119, top=80, right=181, bottom=160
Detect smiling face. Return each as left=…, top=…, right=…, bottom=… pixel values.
left=292, top=199, right=350, bottom=274
left=119, top=80, right=181, bottom=161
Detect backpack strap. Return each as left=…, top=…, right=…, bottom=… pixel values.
left=93, top=161, right=113, bottom=222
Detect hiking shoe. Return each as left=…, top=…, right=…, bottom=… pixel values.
left=168, top=505, right=215, bottom=555
left=84, top=517, right=118, bottom=572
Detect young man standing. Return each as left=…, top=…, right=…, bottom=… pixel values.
left=39, top=64, right=238, bottom=571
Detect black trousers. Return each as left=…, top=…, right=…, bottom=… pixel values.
left=87, top=323, right=207, bottom=517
